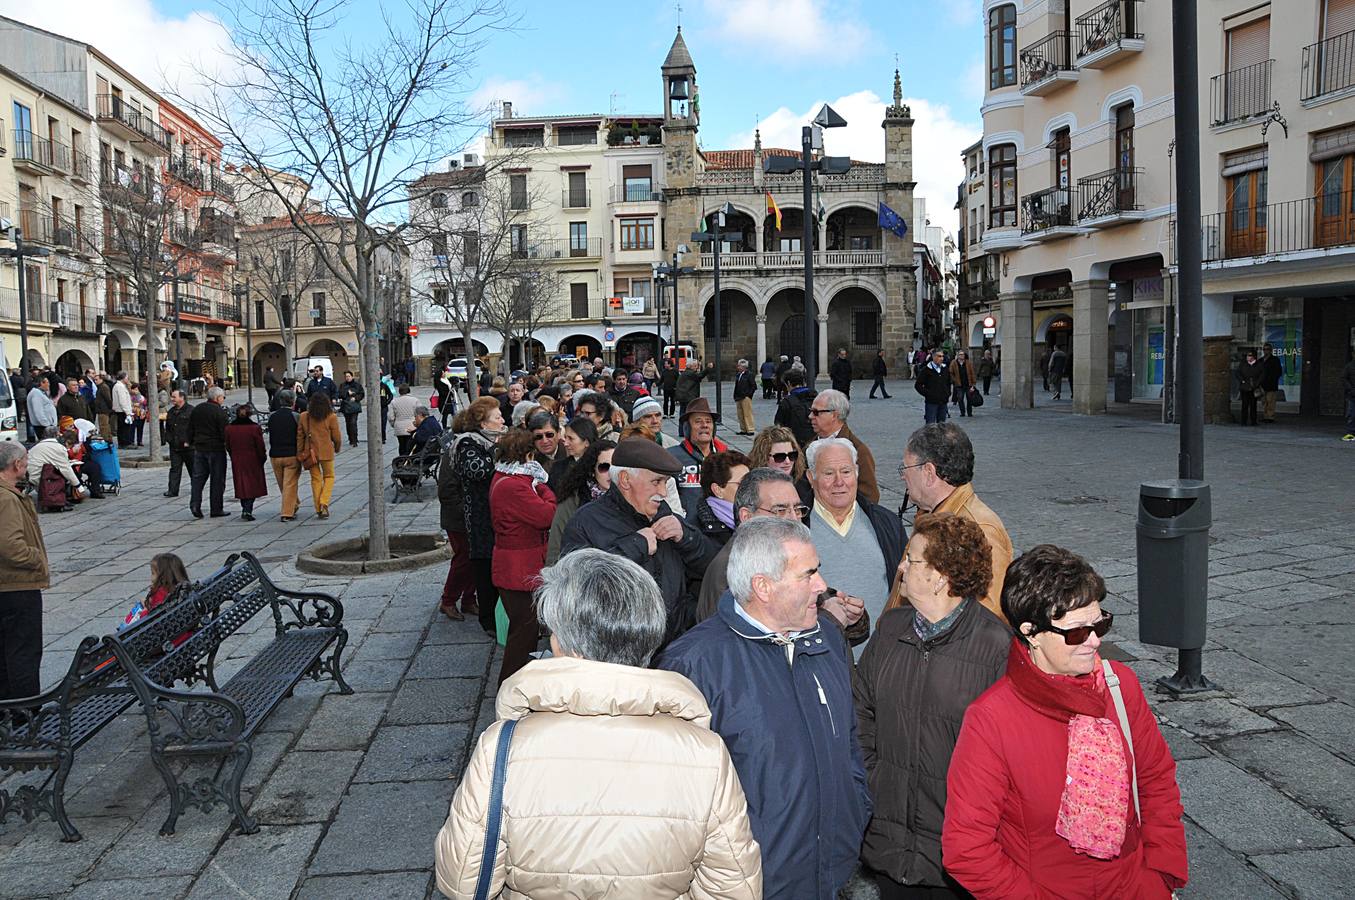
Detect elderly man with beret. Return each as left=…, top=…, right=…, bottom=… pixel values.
left=561, top=436, right=715, bottom=644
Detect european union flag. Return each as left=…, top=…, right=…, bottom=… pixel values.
left=878, top=202, right=909, bottom=238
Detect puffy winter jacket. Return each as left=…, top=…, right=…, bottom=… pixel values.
left=435, top=656, right=762, bottom=899
left=488, top=468, right=556, bottom=592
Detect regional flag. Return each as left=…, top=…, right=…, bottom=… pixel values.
left=879, top=202, right=909, bottom=238
left=767, top=192, right=782, bottom=231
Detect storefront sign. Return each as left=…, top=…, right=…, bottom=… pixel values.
left=621, top=296, right=645, bottom=314
left=1133, top=277, right=1164, bottom=303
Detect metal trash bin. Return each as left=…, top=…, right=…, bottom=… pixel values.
left=1136, top=480, right=1211, bottom=649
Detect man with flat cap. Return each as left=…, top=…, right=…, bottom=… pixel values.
left=561, top=436, right=716, bottom=644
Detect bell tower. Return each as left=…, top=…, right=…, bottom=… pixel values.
left=882, top=68, right=918, bottom=368
left=661, top=27, right=702, bottom=347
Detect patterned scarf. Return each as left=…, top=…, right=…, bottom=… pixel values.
left=1005, top=639, right=1131, bottom=860
left=494, top=459, right=549, bottom=484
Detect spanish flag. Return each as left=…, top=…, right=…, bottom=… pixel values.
left=766, top=191, right=782, bottom=231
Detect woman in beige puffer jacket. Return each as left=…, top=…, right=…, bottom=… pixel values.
left=434, top=550, right=761, bottom=900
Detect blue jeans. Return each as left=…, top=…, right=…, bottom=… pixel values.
left=924, top=401, right=949, bottom=424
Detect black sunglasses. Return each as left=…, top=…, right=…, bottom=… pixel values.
left=595, top=462, right=611, bottom=472
left=1044, top=612, right=1114, bottom=646
left=770, top=450, right=799, bottom=463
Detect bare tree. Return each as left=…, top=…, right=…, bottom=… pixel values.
left=184, top=0, right=513, bottom=559
left=481, top=263, right=562, bottom=374
left=240, top=220, right=325, bottom=375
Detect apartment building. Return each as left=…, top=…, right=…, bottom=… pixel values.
left=957, top=139, right=1002, bottom=358
left=158, top=99, right=241, bottom=383
left=979, top=0, right=1172, bottom=413
left=0, top=61, right=102, bottom=375
left=1195, top=0, right=1355, bottom=421
left=407, top=28, right=917, bottom=377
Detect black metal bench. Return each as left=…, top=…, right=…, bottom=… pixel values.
left=103, top=551, right=352, bottom=836
left=0, top=564, right=240, bottom=842
left=390, top=440, right=442, bottom=502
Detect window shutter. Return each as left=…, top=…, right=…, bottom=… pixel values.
left=1227, top=18, right=1270, bottom=70
left=622, top=165, right=651, bottom=180
left=1325, top=0, right=1355, bottom=39
left=1221, top=147, right=1269, bottom=177
left=1311, top=124, right=1355, bottom=162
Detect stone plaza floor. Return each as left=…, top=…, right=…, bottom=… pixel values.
left=1, top=380, right=1352, bottom=898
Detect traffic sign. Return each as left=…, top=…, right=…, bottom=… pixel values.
left=603, top=327, right=616, bottom=349
left=407, top=324, right=420, bottom=337
left=982, top=315, right=996, bottom=328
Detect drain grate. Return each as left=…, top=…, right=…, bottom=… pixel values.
left=1050, top=495, right=1109, bottom=506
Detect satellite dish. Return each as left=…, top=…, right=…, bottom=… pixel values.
left=813, top=104, right=847, bottom=128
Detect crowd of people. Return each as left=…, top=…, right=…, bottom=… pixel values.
left=420, top=353, right=1188, bottom=900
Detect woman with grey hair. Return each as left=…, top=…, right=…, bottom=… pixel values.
left=435, top=549, right=762, bottom=900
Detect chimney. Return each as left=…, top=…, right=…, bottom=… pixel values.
left=502, top=101, right=513, bottom=118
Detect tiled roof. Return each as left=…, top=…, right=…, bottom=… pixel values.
left=703, top=148, right=801, bottom=170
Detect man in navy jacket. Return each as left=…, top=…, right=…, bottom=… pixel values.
left=657, top=516, right=871, bottom=900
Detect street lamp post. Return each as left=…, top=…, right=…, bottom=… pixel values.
left=234, top=282, right=252, bottom=407
left=0, top=226, right=52, bottom=368
left=692, top=211, right=734, bottom=421
left=764, top=105, right=849, bottom=382
left=656, top=244, right=693, bottom=360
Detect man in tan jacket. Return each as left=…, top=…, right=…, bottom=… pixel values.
left=897, top=422, right=1013, bottom=621
left=0, top=442, right=50, bottom=701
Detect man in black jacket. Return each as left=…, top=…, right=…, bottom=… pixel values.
left=560, top=437, right=714, bottom=644
left=1259, top=342, right=1284, bottom=423
left=163, top=390, right=194, bottom=497
left=829, top=348, right=854, bottom=397
left=268, top=390, right=302, bottom=521
left=186, top=387, right=231, bottom=519
left=775, top=369, right=816, bottom=446
left=869, top=349, right=891, bottom=399
left=337, top=371, right=365, bottom=447
left=93, top=373, right=114, bottom=440
left=732, top=359, right=757, bottom=435
left=914, top=349, right=952, bottom=424
left=659, top=358, right=680, bottom=416
left=57, top=378, right=91, bottom=422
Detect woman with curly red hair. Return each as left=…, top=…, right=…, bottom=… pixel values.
left=854, top=513, right=1012, bottom=898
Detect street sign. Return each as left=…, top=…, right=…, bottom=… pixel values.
left=603, top=327, right=616, bottom=349
left=982, top=315, right=996, bottom=328
left=407, top=324, right=420, bottom=337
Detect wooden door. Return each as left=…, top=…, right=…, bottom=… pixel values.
left=1226, top=169, right=1268, bottom=257
left=1314, top=154, right=1355, bottom=247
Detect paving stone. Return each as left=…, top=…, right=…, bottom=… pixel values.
left=385, top=677, right=482, bottom=725
left=241, top=731, right=297, bottom=795
left=1228, top=581, right=1345, bottom=611
left=184, top=823, right=323, bottom=900
left=308, top=780, right=458, bottom=875
left=66, top=874, right=195, bottom=899
left=0, top=815, right=132, bottom=897
left=351, top=629, right=425, bottom=661
left=341, top=658, right=410, bottom=693
left=1159, top=723, right=1212, bottom=761
left=87, top=803, right=231, bottom=879
left=1192, top=650, right=1328, bottom=709
left=423, top=616, right=497, bottom=646
left=295, top=871, right=433, bottom=899
left=1252, top=847, right=1355, bottom=900
left=1211, top=551, right=1303, bottom=572
left=1154, top=698, right=1280, bottom=739
left=406, top=642, right=494, bottom=680
left=1267, top=703, right=1355, bottom=757
left=354, top=723, right=470, bottom=783
left=1176, top=820, right=1285, bottom=899
left=294, top=693, right=390, bottom=751
left=1213, top=618, right=1355, bottom=706
left=1214, top=731, right=1355, bottom=827
left=1175, top=757, right=1346, bottom=855
left=255, top=691, right=326, bottom=734
left=1210, top=569, right=1298, bottom=593
left=250, top=751, right=363, bottom=825
left=1279, top=556, right=1355, bottom=579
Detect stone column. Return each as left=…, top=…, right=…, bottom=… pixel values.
left=754, top=221, right=765, bottom=255
left=755, top=314, right=767, bottom=365
left=1072, top=279, right=1110, bottom=415
left=816, top=314, right=830, bottom=379
left=816, top=219, right=827, bottom=252
left=1000, top=290, right=1034, bottom=409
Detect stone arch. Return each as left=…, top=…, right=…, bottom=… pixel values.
left=763, top=206, right=820, bottom=250
left=700, top=208, right=758, bottom=252
left=54, top=349, right=95, bottom=378
left=303, top=338, right=351, bottom=375
left=970, top=315, right=1001, bottom=347
left=702, top=289, right=758, bottom=374
left=433, top=337, right=490, bottom=359
left=825, top=203, right=882, bottom=251
left=1042, top=111, right=1079, bottom=144
left=826, top=285, right=884, bottom=371
left=557, top=334, right=601, bottom=361
left=1036, top=313, right=1073, bottom=345
left=1100, top=86, right=1144, bottom=122
left=21, top=347, right=46, bottom=368
left=766, top=287, right=808, bottom=361
left=697, top=277, right=764, bottom=311
left=252, top=341, right=288, bottom=383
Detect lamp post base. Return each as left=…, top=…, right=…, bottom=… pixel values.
left=1154, top=648, right=1219, bottom=695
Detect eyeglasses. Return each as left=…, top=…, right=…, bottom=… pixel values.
left=595, top=462, right=611, bottom=472
left=770, top=450, right=799, bottom=463
left=897, top=460, right=927, bottom=477
left=1043, top=612, right=1114, bottom=646
left=756, top=503, right=810, bottom=518
left=533, top=432, right=556, bottom=441
left=808, top=408, right=831, bottom=416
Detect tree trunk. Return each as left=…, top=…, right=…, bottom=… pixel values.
left=356, top=240, right=389, bottom=561
left=282, top=319, right=295, bottom=376
left=462, top=324, right=479, bottom=401
left=142, top=288, right=161, bottom=464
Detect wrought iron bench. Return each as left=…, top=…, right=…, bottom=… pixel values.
left=103, top=551, right=351, bottom=836
left=0, top=563, right=240, bottom=842
left=390, top=439, right=443, bottom=502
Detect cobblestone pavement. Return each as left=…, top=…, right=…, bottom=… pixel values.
left=1, top=380, right=1350, bottom=898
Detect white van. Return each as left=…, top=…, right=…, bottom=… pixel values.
left=0, top=351, right=18, bottom=443
left=296, top=356, right=334, bottom=380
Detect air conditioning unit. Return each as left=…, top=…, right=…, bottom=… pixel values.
left=552, top=250, right=562, bottom=258
left=464, top=153, right=479, bottom=166
left=447, top=159, right=460, bottom=171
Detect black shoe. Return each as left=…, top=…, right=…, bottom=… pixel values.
left=241, top=513, right=255, bottom=522
left=163, top=491, right=178, bottom=497
left=191, top=509, right=204, bottom=519
left=210, top=511, right=232, bottom=518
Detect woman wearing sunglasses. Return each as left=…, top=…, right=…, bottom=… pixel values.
left=545, top=439, right=616, bottom=566
left=943, top=545, right=1188, bottom=899
left=748, top=425, right=805, bottom=481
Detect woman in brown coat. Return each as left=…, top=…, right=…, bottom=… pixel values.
left=224, top=404, right=268, bottom=521
left=296, top=393, right=342, bottom=519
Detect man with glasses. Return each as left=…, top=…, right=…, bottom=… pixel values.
left=527, top=411, right=567, bottom=465
left=896, top=422, right=1012, bottom=620
left=915, top=349, right=952, bottom=424
left=807, top=388, right=878, bottom=505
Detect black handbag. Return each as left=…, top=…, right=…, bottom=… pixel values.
left=968, top=387, right=984, bottom=408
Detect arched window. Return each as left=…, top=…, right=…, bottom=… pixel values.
left=430, top=192, right=448, bottom=209
left=989, top=5, right=1017, bottom=89
left=461, top=191, right=478, bottom=209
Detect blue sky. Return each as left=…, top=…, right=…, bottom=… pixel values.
left=0, top=0, right=984, bottom=230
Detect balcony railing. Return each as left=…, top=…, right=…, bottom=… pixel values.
left=0, top=287, right=56, bottom=323
left=207, top=171, right=235, bottom=201
left=1020, top=32, right=1074, bottom=91
left=611, top=184, right=661, bottom=203
left=1302, top=30, right=1355, bottom=101
left=95, top=94, right=171, bottom=152
left=695, top=249, right=884, bottom=269
left=70, top=148, right=93, bottom=183
left=1076, top=168, right=1141, bottom=221
left=1076, top=0, right=1142, bottom=59
left=169, top=156, right=206, bottom=191
left=514, top=238, right=603, bottom=259
left=12, top=130, right=53, bottom=169
left=17, top=207, right=53, bottom=244
left=101, top=159, right=162, bottom=203
left=561, top=188, right=591, bottom=209
left=106, top=296, right=173, bottom=322
left=1211, top=60, right=1273, bottom=126
left=1201, top=190, right=1355, bottom=261
left=1021, top=186, right=1074, bottom=234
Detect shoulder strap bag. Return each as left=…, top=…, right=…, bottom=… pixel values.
left=472, top=718, right=519, bottom=900
left=1102, top=659, right=1140, bottom=821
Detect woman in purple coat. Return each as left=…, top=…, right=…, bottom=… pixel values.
left=225, top=404, right=269, bottom=521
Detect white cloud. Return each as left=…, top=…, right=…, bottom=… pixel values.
left=0, top=0, right=231, bottom=100
left=948, top=0, right=983, bottom=27
left=698, top=0, right=873, bottom=64
left=469, top=76, right=567, bottom=120
left=724, top=90, right=981, bottom=235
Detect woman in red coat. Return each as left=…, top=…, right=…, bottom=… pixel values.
left=225, top=404, right=269, bottom=521
left=488, top=428, right=557, bottom=686
left=942, top=545, right=1187, bottom=899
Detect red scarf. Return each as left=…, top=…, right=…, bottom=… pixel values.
left=1005, top=637, right=1107, bottom=721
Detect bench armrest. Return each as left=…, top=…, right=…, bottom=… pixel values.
left=104, top=635, right=246, bottom=747
left=272, top=588, right=346, bottom=634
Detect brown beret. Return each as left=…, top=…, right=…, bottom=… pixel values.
left=612, top=436, right=682, bottom=477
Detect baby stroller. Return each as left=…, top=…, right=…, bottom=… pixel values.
left=86, top=438, right=122, bottom=494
